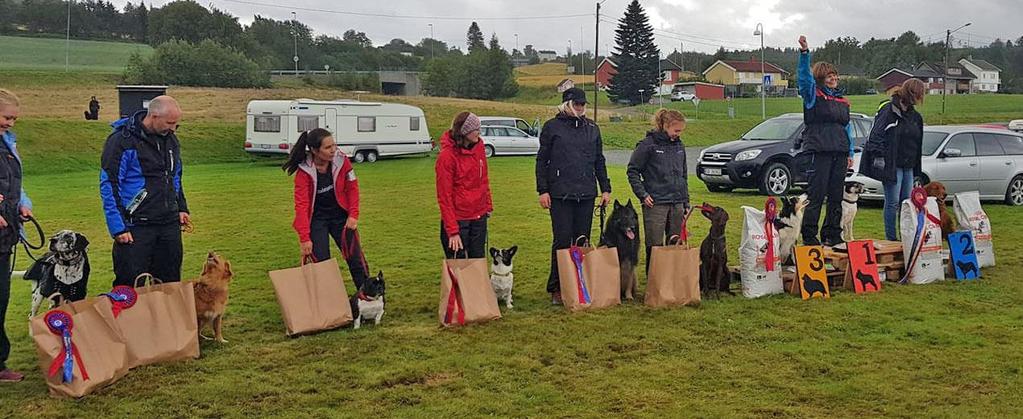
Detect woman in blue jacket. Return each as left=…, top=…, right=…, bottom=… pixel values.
left=795, top=35, right=854, bottom=247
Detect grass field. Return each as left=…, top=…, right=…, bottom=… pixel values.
left=2, top=147, right=1023, bottom=416
left=0, top=35, right=152, bottom=72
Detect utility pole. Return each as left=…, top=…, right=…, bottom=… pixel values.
left=429, top=24, right=435, bottom=59
left=292, top=11, right=299, bottom=75
left=65, top=0, right=72, bottom=72
left=680, top=41, right=684, bottom=72
left=754, top=23, right=765, bottom=120
left=514, top=33, right=518, bottom=51
left=943, top=22, right=971, bottom=114
left=594, top=1, right=607, bottom=121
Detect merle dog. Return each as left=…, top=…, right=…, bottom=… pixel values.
left=698, top=203, right=731, bottom=298
left=25, top=230, right=90, bottom=317
left=601, top=200, right=640, bottom=301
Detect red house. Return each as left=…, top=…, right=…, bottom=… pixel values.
left=595, top=57, right=697, bottom=92
left=595, top=57, right=617, bottom=90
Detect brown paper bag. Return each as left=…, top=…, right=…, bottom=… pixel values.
left=438, top=258, right=501, bottom=327
left=557, top=237, right=621, bottom=311
left=94, top=275, right=199, bottom=368
left=269, top=258, right=354, bottom=336
left=645, top=238, right=701, bottom=307
left=30, top=297, right=130, bottom=398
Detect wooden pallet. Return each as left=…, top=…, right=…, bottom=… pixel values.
left=825, top=240, right=906, bottom=286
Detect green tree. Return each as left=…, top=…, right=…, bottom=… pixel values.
left=123, top=39, right=270, bottom=88
left=466, top=21, right=485, bottom=53
left=607, top=0, right=660, bottom=105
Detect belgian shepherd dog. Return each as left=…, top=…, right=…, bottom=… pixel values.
left=602, top=200, right=641, bottom=301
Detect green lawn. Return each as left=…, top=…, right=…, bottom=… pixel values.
left=0, top=35, right=151, bottom=72
left=2, top=150, right=1023, bottom=416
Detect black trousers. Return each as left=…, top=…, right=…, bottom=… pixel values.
left=0, top=253, right=10, bottom=370
left=547, top=198, right=595, bottom=293
left=112, top=222, right=183, bottom=287
left=311, top=216, right=370, bottom=290
left=440, top=216, right=488, bottom=260
left=801, top=151, right=847, bottom=243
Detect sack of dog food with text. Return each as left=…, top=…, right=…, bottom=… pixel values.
left=439, top=258, right=502, bottom=326
left=901, top=194, right=944, bottom=284
left=270, top=258, right=354, bottom=336
left=953, top=191, right=995, bottom=267
left=30, top=297, right=130, bottom=398
left=739, top=206, right=783, bottom=298
left=645, top=238, right=700, bottom=307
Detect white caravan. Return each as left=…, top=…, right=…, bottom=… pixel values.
left=245, top=99, right=432, bottom=162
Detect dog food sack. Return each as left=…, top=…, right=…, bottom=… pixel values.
left=900, top=194, right=944, bottom=284
left=30, top=297, right=130, bottom=398
left=270, top=258, right=354, bottom=336
left=739, top=206, right=784, bottom=298
left=94, top=276, right=200, bottom=368
left=439, top=258, right=502, bottom=327
left=645, top=241, right=700, bottom=307
left=953, top=191, right=995, bottom=267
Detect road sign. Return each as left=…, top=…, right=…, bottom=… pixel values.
left=763, top=74, right=772, bottom=85
left=293, top=56, right=299, bottom=63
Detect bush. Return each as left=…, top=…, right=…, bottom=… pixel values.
left=327, top=73, right=379, bottom=91
left=123, top=39, right=271, bottom=88
left=843, top=77, right=881, bottom=95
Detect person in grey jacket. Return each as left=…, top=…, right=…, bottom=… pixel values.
left=627, top=108, right=689, bottom=274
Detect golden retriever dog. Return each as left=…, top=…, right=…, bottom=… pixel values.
left=923, top=182, right=956, bottom=240
left=193, top=251, right=233, bottom=343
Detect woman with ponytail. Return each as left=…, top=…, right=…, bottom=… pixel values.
left=284, top=128, right=369, bottom=289
left=627, top=109, right=689, bottom=274
left=435, top=111, right=493, bottom=259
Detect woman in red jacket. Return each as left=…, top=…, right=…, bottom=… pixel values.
left=436, top=112, right=493, bottom=258
left=283, top=128, right=369, bottom=288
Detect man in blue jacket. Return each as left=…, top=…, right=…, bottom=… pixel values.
left=100, top=96, right=190, bottom=286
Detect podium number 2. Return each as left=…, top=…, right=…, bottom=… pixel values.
left=960, top=234, right=974, bottom=255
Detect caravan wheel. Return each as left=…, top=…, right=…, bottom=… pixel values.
left=352, top=151, right=366, bottom=163
left=365, top=150, right=378, bottom=163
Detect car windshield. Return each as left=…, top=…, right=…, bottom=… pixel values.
left=921, top=132, right=948, bottom=155
left=741, top=118, right=801, bottom=141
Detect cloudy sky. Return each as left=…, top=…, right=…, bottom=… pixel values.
left=123, top=0, right=1017, bottom=55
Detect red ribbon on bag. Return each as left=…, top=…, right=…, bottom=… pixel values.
left=443, top=264, right=466, bottom=326
left=764, top=198, right=777, bottom=272
left=100, top=286, right=138, bottom=318
left=679, top=207, right=692, bottom=244
left=901, top=187, right=941, bottom=283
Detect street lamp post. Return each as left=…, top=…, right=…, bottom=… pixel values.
left=943, top=22, right=971, bottom=114
left=754, top=23, right=765, bottom=120
left=429, top=24, right=435, bottom=60
left=514, top=33, right=518, bottom=51
left=291, top=11, right=299, bottom=75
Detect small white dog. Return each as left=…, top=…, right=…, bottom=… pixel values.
left=841, top=181, right=865, bottom=242
left=489, top=246, right=517, bottom=309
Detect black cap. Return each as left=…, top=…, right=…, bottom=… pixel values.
left=562, top=87, right=588, bottom=104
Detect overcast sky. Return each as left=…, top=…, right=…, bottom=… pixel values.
left=124, top=0, right=1018, bottom=55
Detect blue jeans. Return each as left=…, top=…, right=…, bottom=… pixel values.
left=883, top=168, right=915, bottom=241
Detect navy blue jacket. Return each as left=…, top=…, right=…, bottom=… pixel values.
left=535, top=113, right=611, bottom=200
left=100, top=111, right=187, bottom=237
left=796, top=51, right=854, bottom=156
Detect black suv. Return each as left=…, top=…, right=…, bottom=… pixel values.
left=696, top=113, right=873, bottom=195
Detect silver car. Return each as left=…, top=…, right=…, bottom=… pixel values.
left=481, top=125, right=540, bottom=157
left=848, top=126, right=1023, bottom=205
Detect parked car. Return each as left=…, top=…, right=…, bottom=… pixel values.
left=1008, top=119, right=1023, bottom=133
left=478, top=116, right=540, bottom=136
left=695, top=113, right=874, bottom=195
left=481, top=125, right=540, bottom=157
left=671, top=91, right=696, bottom=102
left=847, top=126, right=1023, bottom=205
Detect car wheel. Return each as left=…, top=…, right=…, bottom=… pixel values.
left=352, top=151, right=366, bottom=163
left=759, top=162, right=791, bottom=196
left=706, top=184, right=733, bottom=193
left=485, top=145, right=495, bottom=158
left=365, top=150, right=378, bottom=163
left=1006, top=175, right=1023, bottom=206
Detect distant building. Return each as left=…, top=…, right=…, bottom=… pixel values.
left=959, top=57, right=1001, bottom=93
left=511, top=57, right=531, bottom=67
left=877, top=61, right=979, bottom=95
left=556, top=79, right=575, bottom=93
left=703, top=58, right=790, bottom=97
left=538, top=50, right=557, bottom=62
left=595, top=57, right=617, bottom=90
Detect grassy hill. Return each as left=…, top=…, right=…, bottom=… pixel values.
left=0, top=35, right=152, bottom=72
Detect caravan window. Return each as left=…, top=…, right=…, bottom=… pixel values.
left=358, top=117, right=376, bottom=132
left=254, top=116, right=281, bottom=133
left=297, top=116, right=319, bottom=132
left=410, top=117, right=420, bottom=131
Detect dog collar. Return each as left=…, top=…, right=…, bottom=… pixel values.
left=356, top=291, right=376, bottom=301
left=491, top=271, right=513, bottom=279
left=843, top=198, right=858, bottom=204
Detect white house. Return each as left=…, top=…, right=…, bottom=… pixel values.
left=959, top=57, right=1001, bottom=93
left=537, top=50, right=558, bottom=62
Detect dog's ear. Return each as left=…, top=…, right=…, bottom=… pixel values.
left=74, top=233, right=90, bottom=251
left=490, top=247, right=499, bottom=259
left=376, top=270, right=384, bottom=281
left=225, top=260, right=234, bottom=279
left=508, top=245, right=518, bottom=257
left=614, top=199, right=622, bottom=209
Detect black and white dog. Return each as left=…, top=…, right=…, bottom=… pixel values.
left=24, top=230, right=90, bottom=317
left=774, top=194, right=808, bottom=265
left=841, top=181, right=866, bottom=242
left=489, top=246, right=517, bottom=309
left=350, top=271, right=386, bottom=329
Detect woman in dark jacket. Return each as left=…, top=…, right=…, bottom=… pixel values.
left=535, top=87, right=611, bottom=304
left=627, top=108, right=689, bottom=274
left=795, top=35, right=855, bottom=247
left=859, top=78, right=925, bottom=241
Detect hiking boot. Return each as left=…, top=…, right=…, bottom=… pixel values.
left=823, top=237, right=845, bottom=248
left=551, top=292, right=563, bottom=306
left=0, top=369, right=24, bottom=382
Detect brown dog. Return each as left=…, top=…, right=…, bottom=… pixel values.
left=923, top=182, right=956, bottom=240
left=698, top=203, right=731, bottom=298
left=193, top=251, right=233, bottom=343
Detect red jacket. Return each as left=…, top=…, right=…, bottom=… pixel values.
left=435, top=130, right=493, bottom=237
left=293, top=151, right=360, bottom=243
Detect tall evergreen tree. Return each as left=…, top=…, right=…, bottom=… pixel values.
left=466, top=21, right=485, bottom=53
left=607, top=0, right=660, bottom=105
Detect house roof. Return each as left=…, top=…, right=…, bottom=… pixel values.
left=659, top=58, right=683, bottom=71
left=705, top=59, right=789, bottom=75
left=556, top=78, right=574, bottom=87
left=538, top=50, right=556, bottom=54
left=876, top=68, right=915, bottom=80
left=917, top=62, right=976, bottom=80
left=960, top=58, right=1002, bottom=72
left=598, top=57, right=617, bottom=69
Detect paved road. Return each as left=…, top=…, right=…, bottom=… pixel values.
left=604, top=147, right=703, bottom=169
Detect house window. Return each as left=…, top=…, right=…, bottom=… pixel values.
left=358, top=117, right=376, bottom=132
left=254, top=116, right=280, bottom=133
left=297, top=116, right=319, bottom=132
left=410, top=116, right=420, bottom=131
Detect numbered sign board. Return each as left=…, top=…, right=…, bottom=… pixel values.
left=948, top=230, right=980, bottom=280
left=847, top=240, right=882, bottom=293
left=794, top=245, right=830, bottom=300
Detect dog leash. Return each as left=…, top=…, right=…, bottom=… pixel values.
left=10, top=215, right=45, bottom=274
left=594, top=204, right=607, bottom=245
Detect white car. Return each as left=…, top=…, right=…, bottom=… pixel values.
left=481, top=125, right=540, bottom=157
left=848, top=126, right=1023, bottom=205
left=671, top=91, right=696, bottom=102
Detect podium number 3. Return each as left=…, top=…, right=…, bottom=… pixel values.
left=809, top=248, right=824, bottom=271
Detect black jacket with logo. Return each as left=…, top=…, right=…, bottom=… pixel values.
left=626, top=130, right=689, bottom=205
left=859, top=97, right=924, bottom=183
left=535, top=113, right=611, bottom=200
